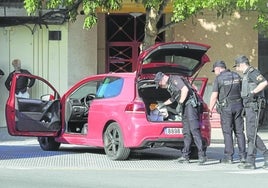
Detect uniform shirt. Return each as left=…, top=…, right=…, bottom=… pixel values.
left=241, top=66, right=266, bottom=98
left=5, top=69, right=35, bottom=94
left=212, top=69, right=241, bottom=102
left=167, top=75, right=189, bottom=103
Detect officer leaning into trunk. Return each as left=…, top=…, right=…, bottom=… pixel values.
left=209, top=60, right=246, bottom=164
left=154, top=72, right=207, bottom=165
left=234, top=55, right=268, bottom=170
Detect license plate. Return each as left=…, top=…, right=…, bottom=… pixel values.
left=164, top=128, right=182, bottom=135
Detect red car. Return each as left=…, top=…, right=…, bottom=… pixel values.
left=6, top=42, right=211, bottom=160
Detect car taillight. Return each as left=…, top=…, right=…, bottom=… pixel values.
left=125, top=101, right=146, bottom=112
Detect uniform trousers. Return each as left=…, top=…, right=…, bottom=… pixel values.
left=181, top=102, right=205, bottom=158
left=220, top=103, right=246, bottom=160
left=244, top=105, right=268, bottom=164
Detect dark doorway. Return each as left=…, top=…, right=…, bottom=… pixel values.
left=106, top=14, right=164, bottom=72
left=258, top=34, right=268, bottom=129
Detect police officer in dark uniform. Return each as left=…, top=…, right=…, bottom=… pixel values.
left=234, top=55, right=268, bottom=170
left=154, top=72, right=206, bottom=164
left=209, top=60, right=246, bottom=164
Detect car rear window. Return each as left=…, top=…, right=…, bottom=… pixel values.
left=96, top=77, right=123, bottom=98
left=143, top=53, right=199, bottom=71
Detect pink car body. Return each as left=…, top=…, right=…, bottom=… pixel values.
left=6, top=42, right=211, bottom=160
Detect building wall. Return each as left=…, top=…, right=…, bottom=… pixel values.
left=169, top=11, right=258, bottom=83
left=97, top=14, right=106, bottom=74
left=165, top=11, right=258, bottom=103
left=68, top=15, right=98, bottom=88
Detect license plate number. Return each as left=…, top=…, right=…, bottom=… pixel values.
left=164, top=128, right=182, bottom=135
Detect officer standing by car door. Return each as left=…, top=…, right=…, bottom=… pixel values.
left=234, top=55, right=268, bottom=170
left=209, top=60, right=246, bottom=164
left=154, top=72, right=206, bottom=164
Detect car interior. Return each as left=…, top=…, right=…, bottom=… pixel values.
left=15, top=97, right=61, bottom=132
left=65, top=77, right=124, bottom=134
left=138, top=79, right=181, bottom=122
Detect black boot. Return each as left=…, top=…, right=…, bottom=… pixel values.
left=198, top=155, right=207, bottom=165
left=238, top=162, right=256, bottom=170
left=263, top=156, right=268, bottom=170
left=175, top=156, right=190, bottom=164
left=197, top=150, right=207, bottom=165
left=220, top=157, right=233, bottom=164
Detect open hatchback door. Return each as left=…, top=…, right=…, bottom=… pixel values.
left=5, top=73, right=61, bottom=137
left=137, top=42, right=210, bottom=76
left=137, top=41, right=211, bottom=96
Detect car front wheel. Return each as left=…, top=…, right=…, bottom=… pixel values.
left=103, top=122, right=130, bottom=160
left=38, top=137, right=61, bottom=151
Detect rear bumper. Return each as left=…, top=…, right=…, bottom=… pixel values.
left=138, top=138, right=184, bottom=149
left=122, top=114, right=211, bottom=148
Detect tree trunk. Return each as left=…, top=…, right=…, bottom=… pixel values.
left=142, top=7, right=158, bottom=51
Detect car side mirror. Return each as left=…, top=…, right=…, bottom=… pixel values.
left=41, top=94, right=54, bottom=101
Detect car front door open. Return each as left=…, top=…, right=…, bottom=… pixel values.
left=5, top=73, right=61, bottom=137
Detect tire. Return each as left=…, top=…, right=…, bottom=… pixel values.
left=103, top=122, right=130, bottom=160
left=38, top=137, right=61, bottom=151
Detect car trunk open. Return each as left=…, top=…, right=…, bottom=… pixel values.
left=136, top=42, right=210, bottom=122
left=137, top=79, right=181, bottom=122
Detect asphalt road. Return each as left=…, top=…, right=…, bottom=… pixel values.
left=1, top=127, right=268, bottom=188
left=1, top=142, right=268, bottom=188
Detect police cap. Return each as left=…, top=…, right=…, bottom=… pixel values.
left=212, top=60, right=226, bottom=72
left=154, top=72, right=164, bottom=89
left=233, top=55, right=249, bottom=67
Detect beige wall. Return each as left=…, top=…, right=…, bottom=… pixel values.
left=68, top=15, right=98, bottom=88
left=166, top=11, right=259, bottom=84
left=97, top=14, right=106, bottom=74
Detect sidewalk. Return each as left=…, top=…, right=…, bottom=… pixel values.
left=1, top=126, right=268, bottom=143
left=211, top=126, right=268, bottom=144
left=0, top=127, right=34, bottom=142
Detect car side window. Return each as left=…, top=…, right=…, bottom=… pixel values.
left=96, top=77, right=123, bottom=98
left=70, top=80, right=102, bottom=99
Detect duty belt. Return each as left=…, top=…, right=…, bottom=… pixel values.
left=242, top=97, right=257, bottom=103
left=219, top=98, right=241, bottom=104
left=227, top=98, right=242, bottom=103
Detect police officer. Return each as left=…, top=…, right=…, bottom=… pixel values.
left=209, top=60, right=246, bottom=164
left=154, top=72, right=206, bottom=164
left=234, top=55, right=268, bottom=170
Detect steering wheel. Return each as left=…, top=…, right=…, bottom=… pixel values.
left=84, top=93, right=96, bottom=108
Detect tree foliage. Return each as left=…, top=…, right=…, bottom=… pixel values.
left=24, top=0, right=268, bottom=49
left=24, top=0, right=123, bottom=29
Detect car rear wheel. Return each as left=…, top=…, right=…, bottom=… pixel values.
left=103, top=122, right=130, bottom=160
left=38, top=137, right=61, bottom=151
